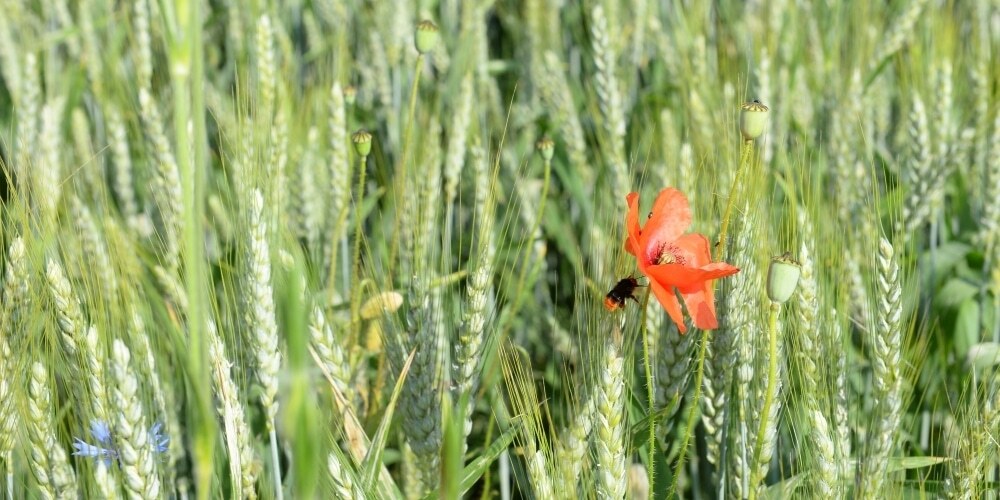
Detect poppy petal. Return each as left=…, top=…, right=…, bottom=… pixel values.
left=640, top=188, right=692, bottom=256
left=648, top=279, right=687, bottom=334
left=646, top=264, right=711, bottom=288
left=680, top=282, right=719, bottom=330
left=625, top=192, right=643, bottom=259
left=672, top=233, right=713, bottom=268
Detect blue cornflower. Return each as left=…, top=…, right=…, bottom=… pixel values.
left=148, top=422, right=170, bottom=454
left=72, top=420, right=170, bottom=464
left=72, top=420, right=117, bottom=465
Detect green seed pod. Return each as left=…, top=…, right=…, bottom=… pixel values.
left=415, top=20, right=440, bottom=54
left=344, top=85, right=357, bottom=106
left=352, top=130, right=373, bottom=157
left=767, top=253, right=801, bottom=304
left=536, top=137, right=555, bottom=162
left=740, top=99, right=769, bottom=141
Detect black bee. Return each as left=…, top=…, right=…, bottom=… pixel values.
left=604, top=277, right=641, bottom=311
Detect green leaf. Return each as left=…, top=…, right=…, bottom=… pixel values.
left=954, top=299, right=981, bottom=359
left=885, top=456, right=948, bottom=472
left=965, top=342, right=1000, bottom=370
left=936, top=278, right=979, bottom=309
left=762, top=473, right=805, bottom=499
left=925, top=242, right=971, bottom=283
left=361, top=349, right=416, bottom=491
left=420, top=416, right=521, bottom=500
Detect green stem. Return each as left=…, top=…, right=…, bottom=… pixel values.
left=717, top=140, right=754, bottom=261
left=167, top=0, right=213, bottom=497
left=639, top=290, right=656, bottom=494
left=749, top=303, right=780, bottom=500
left=349, top=153, right=369, bottom=327
left=388, top=53, right=425, bottom=279
left=269, top=427, right=283, bottom=500
left=668, top=137, right=756, bottom=497
left=6, top=451, right=12, bottom=500
left=668, top=328, right=708, bottom=498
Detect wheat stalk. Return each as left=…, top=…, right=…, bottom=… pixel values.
left=208, top=323, right=260, bottom=499
left=15, top=52, right=39, bottom=186
left=325, top=81, right=351, bottom=286
left=537, top=51, right=590, bottom=184
left=901, top=92, right=934, bottom=237
left=45, top=260, right=83, bottom=358
left=27, top=362, right=78, bottom=500
left=71, top=196, right=117, bottom=297
left=654, top=316, right=694, bottom=443
left=94, top=461, right=121, bottom=500
left=590, top=4, right=629, bottom=202
left=255, top=14, right=276, bottom=117
left=979, top=113, right=1000, bottom=254
left=861, top=238, right=903, bottom=495
left=137, top=88, right=183, bottom=270
left=105, top=106, right=144, bottom=233
left=36, top=97, right=65, bottom=222
left=400, top=274, right=444, bottom=494
left=726, top=210, right=764, bottom=498
left=870, top=0, right=929, bottom=73
left=595, top=324, right=627, bottom=499
left=310, top=307, right=353, bottom=406
left=110, top=340, right=161, bottom=499
left=129, top=309, right=181, bottom=485
left=557, top=390, right=595, bottom=493
left=794, top=211, right=838, bottom=496
left=443, top=74, right=473, bottom=211
left=0, top=339, right=15, bottom=500
left=245, top=188, right=281, bottom=428
left=454, top=146, right=495, bottom=454
left=527, top=450, right=554, bottom=499
left=328, top=452, right=364, bottom=499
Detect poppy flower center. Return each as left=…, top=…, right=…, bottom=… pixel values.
left=654, top=243, right=686, bottom=266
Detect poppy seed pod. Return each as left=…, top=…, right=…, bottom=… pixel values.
left=352, top=130, right=372, bottom=157
left=415, top=20, right=440, bottom=54
left=536, top=137, right=555, bottom=162
left=740, top=99, right=769, bottom=141
left=344, top=85, right=357, bottom=106
left=767, top=253, right=801, bottom=304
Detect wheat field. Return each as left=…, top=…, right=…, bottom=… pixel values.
left=0, top=0, right=998, bottom=498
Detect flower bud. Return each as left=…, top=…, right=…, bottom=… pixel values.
left=536, top=137, right=554, bottom=162
left=352, top=129, right=372, bottom=157
left=415, top=20, right=440, bottom=54
left=767, top=253, right=801, bottom=304
left=740, top=99, right=769, bottom=141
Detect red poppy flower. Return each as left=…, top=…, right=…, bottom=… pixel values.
left=624, top=188, right=740, bottom=333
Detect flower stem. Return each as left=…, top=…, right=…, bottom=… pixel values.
left=669, top=137, right=757, bottom=497
left=349, top=153, right=369, bottom=327
left=388, top=53, right=425, bottom=278
left=639, top=289, right=656, bottom=492
left=716, top=139, right=754, bottom=261
left=749, top=302, right=780, bottom=500
left=668, top=327, right=709, bottom=498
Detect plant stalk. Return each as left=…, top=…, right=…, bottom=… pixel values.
left=388, top=53, right=426, bottom=279
left=749, top=302, right=780, bottom=500
left=640, top=289, right=656, bottom=492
